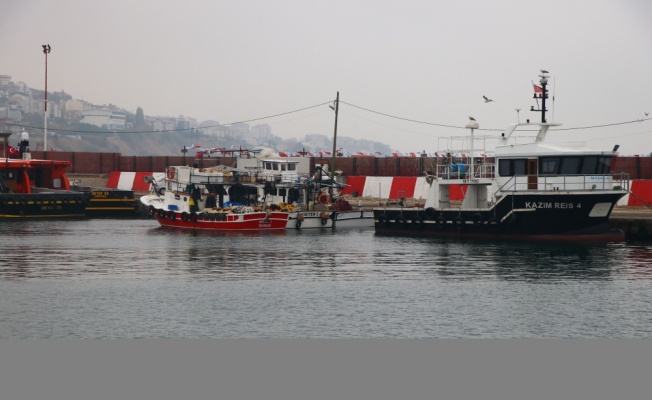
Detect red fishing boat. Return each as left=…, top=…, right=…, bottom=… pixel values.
left=150, top=205, right=289, bottom=231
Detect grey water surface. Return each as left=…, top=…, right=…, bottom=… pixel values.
left=1, top=219, right=651, bottom=338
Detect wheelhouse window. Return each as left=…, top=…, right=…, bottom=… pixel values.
left=539, top=157, right=559, bottom=175
left=540, top=155, right=613, bottom=175
left=498, top=159, right=528, bottom=176
left=597, top=156, right=612, bottom=174
left=560, top=156, right=581, bottom=175
left=581, top=156, right=598, bottom=174
left=513, top=159, right=527, bottom=176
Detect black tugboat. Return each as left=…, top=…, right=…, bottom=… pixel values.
left=373, top=71, right=629, bottom=241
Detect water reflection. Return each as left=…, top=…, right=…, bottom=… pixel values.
left=1, top=220, right=651, bottom=282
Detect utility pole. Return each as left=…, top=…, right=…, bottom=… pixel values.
left=330, top=92, right=339, bottom=181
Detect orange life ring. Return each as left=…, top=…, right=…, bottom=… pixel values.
left=317, top=193, right=330, bottom=205
left=166, top=167, right=175, bottom=179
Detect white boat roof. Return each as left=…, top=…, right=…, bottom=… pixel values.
left=260, top=158, right=299, bottom=164
left=495, top=141, right=616, bottom=157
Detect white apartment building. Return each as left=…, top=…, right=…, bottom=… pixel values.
left=80, top=109, right=126, bottom=130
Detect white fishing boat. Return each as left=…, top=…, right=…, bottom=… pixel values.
left=140, top=156, right=373, bottom=230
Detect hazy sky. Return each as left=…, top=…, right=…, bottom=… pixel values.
left=2, top=0, right=652, bottom=155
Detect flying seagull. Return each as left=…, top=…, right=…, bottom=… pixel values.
left=645, top=112, right=649, bottom=117
left=483, top=95, right=494, bottom=103
left=469, top=116, right=476, bottom=121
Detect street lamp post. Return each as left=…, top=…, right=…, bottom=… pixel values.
left=329, top=92, right=339, bottom=181
left=42, top=44, right=51, bottom=152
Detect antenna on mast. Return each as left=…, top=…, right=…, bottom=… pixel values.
left=531, top=70, right=550, bottom=123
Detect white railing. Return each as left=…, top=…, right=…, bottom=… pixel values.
left=434, top=161, right=496, bottom=180
left=496, top=173, right=630, bottom=193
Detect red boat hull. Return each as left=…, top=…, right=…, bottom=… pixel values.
left=153, top=210, right=289, bottom=231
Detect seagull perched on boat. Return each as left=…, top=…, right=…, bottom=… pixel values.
left=483, top=95, right=494, bottom=103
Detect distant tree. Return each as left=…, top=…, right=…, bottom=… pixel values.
left=135, top=107, right=146, bottom=130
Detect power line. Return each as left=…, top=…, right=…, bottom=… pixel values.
left=6, top=99, right=651, bottom=135
left=341, top=101, right=468, bottom=130
left=342, top=101, right=652, bottom=132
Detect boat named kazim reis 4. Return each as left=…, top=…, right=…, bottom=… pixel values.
left=372, top=71, right=629, bottom=242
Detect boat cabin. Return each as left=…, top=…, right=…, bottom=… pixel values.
left=0, top=131, right=73, bottom=194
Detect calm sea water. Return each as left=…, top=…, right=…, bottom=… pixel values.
left=1, top=219, right=652, bottom=339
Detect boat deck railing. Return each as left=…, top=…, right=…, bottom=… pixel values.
left=187, top=172, right=308, bottom=185
left=434, top=161, right=496, bottom=180
left=496, top=172, right=630, bottom=193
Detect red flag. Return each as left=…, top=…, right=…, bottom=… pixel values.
left=533, top=84, right=546, bottom=93
left=1, top=145, right=20, bottom=156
